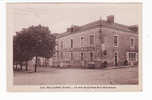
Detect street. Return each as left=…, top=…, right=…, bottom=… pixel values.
left=14, top=66, right=138, bottom=85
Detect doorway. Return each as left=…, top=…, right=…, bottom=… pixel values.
left=114, top=52, right=118, bottom=66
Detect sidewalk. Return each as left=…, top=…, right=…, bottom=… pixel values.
left=104, top=65, right=137, bottom=70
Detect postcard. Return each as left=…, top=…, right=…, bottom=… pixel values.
left=7, top=2, right=142, bottom=92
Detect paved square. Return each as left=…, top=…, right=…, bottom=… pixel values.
left=14, top=66, right=138, bottom=85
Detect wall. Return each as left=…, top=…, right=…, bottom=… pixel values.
left=101, top=26, right=138, bottom=66
left=54, top=27, right=101, bottom=67
left=53, top=25, right=138, bottom=68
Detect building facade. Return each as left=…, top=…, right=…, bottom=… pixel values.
left=52, top=15, right=138, bottom=68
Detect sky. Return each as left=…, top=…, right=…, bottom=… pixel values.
left=7, top=3, right=141, bottom=35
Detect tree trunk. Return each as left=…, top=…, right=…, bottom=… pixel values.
left=45, top=57, right=47, bottom=67
left=35, top=56, right=38, bottom=72
left=15, top=64, right=17, bottom=71
left=20, top=63, right=23, bottom=71
left=16, top=64, right=18, bottom=71
left=25, top=61, right=28, bottom=71
left=45, top=57, right=48, bottom=67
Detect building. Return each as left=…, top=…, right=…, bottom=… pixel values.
left=52, top=15, right=138, bottom=68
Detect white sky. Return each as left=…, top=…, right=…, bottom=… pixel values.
left=7, top=3, right=141, bottom=35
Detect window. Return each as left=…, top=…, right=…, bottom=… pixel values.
left=90, top=35, right=94, bottom=45
left=61, top=52, right=63, bottom=59
left=56, top=41, right=58, bottom=46
left=57, top=51, right=59, bottom=59
left=130, top=38, right=135, bottom=48
left=114, top=36, right=118, bottom=47
left=128, top=52, right=136, bottom=61
left=81, top=37, right=84, bottom=40
left=71, top=52, right=73, bottom=60
left=71, top=39, right=73, bottom=48
left=81, top=37, right=84, bottom=47
left=81, top=53, right=84, bottom=60
left=90, top=52, right=93, bottom=61
left=61, top=41, right=63, bottom=49
left=56, top=41, right=59, bottom=50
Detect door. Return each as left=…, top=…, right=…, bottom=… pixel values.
left=114, top=52, right=118, bottom=66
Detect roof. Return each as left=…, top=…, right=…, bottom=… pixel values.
left=56, top=19, right=138, bottom=39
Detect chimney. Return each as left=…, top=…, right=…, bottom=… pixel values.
left=67, top=28, right=71, bottom=32
left=107, top=15, right=114, bottom=24
left=128, top=25, right=138, bottom=33
left=67, top=25, right=79, bottom=33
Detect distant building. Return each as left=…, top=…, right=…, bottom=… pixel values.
left=52, top=15, right=138, bottom=68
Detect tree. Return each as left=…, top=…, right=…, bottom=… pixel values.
left=13, top=31, right=35, bottom=71
left=13, top=25, right=56, bottom=72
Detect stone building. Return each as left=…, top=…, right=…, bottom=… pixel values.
left=52, top=15, right=138, bottom=68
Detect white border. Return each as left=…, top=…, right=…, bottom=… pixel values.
left=2, top=0, right=152, bottom=100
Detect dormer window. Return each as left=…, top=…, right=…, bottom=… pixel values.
left=71, top=27, right=74, bottom=32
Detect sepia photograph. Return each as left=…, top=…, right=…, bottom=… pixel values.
left=7, top=2, right=142, bottom=91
